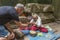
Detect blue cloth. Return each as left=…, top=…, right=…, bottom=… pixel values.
left=22, top=30, right=60, bottom=40
left=21, top=30, right=30, bottom=35
left=0, top=6, right=19, bottom=25
left=0, top=25, right=9, bottom=37
left=27, top=32, right=60, bottom=40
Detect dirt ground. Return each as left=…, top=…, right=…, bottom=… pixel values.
left=23, top=22, right=60, bottom=40
left=44, top=22, right=60, bottom=34
left=18, top=22, right=60, bottom=40
left=44, top=22, right=60, bottom=40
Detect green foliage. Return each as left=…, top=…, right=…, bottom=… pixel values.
left=0, top=0, right=18, bottom=6
left=0, top=0, right=52, bottom=6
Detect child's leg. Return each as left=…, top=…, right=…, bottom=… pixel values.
left=30, top=26, right=38, bottom=31
left=39, top=27, right=48, bottom=33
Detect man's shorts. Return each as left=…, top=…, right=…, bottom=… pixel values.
left=0, top=25, right=10, bottom=37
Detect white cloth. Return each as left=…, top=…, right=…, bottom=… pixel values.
left=30, top=16, right=42, bottom=27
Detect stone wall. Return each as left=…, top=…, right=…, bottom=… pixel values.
left=52, top=0, right=60, bottom=20
left=25, top=3, right=55, bottom=23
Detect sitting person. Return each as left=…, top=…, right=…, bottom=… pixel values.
left=30, top=14, right=42, bottom=27
left=19, top=11, right=32, bottom=30
left=19, top=17, right=29, bottom=30
left=29, top=14, right=48, bottom=33
left=23, top=11, right=32, bottom=21
left=20, top=11, right=32, bottom=21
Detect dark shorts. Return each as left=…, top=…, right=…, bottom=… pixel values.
left=0, top=25, right=9, bottom=37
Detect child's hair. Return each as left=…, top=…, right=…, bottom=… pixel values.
left=32, top=14, right=38, bottom=18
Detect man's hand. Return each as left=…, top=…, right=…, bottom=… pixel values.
left=14, top=21, right=22, bottom=27
left=8, top=32, right=15, bottom=39
left=0, top=37, right=7, bottom=40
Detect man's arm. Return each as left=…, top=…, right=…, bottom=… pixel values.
left=4, top=22, right=15, bottom=39
left=4, top=22, right=13, bottom=33
left=9, top=7, right=22, bottom=27
left=14, top=21, right=21, bottom=27
left=14, top=20, right=29, bottom=28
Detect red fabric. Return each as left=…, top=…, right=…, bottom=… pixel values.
left=20, top=26, right=30, bottom=30
left=25, top=27, right=29, bottom=30
left=20, top=26, right=27, bottom=30
left=30, top=26, right=48, bottom=33
left=20, top=25, right=48, bottom=33
left=39, top=27, right=48, bottom=33
left=30, top=26, right=38, bottom=31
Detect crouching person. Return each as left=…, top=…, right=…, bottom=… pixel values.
left=0, top=3, right=24, bottom=40
left=13, top=3, right=25, bottom=40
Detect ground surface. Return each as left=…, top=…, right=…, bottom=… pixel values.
left=44, top=22, right=60, bottom=34
left=24, top=22, right=60, bottom=40
left=44, top=22, right=60, bottom=40
left=14, top=22, right=60, bottom=40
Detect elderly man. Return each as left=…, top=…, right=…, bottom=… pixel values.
left=0, top=3, right=24, bottom=40
left=30, top=14, right=48, bottom=33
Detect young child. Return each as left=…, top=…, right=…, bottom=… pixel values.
left=29, top=14, right=48, bottom=33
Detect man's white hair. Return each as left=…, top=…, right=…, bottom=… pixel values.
left=15, top=3, right=24, bottom=9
